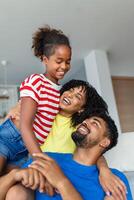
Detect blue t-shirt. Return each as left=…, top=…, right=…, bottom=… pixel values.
left=23, top=152, right=133, bottom=200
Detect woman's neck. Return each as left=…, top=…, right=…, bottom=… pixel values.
left=59, top=109, right=72, bottom=118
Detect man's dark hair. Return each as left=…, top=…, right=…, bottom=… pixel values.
left=60, top=79, right=108, bottom=126
left=89, top=112, right=119, bottom=152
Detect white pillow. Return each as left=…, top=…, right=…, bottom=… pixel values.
left=104, top=132, right=134, bottom=172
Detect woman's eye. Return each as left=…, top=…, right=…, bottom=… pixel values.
left=76, top=95, right=81, bottom=100
left=70, top=88, right=73, bottom=92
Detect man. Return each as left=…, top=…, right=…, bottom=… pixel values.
left=2, top=112, right=132, bottom=200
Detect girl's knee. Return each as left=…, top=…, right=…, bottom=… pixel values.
left=6, top=184, right=34, bottom=200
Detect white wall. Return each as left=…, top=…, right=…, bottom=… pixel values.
left=0, top=85, right=19, bottom=123
left=110, top=64, right=134, bottom=77
left=84, top=50, right=121, bottom=133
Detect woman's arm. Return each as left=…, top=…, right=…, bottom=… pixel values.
left=20, top=97, right=41, bottom=154
left=97, top=156, right=127, bottom=199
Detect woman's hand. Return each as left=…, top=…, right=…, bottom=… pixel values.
left=5, top=101, right=21, bottom=121
left=99, top=168, right=127, bottom=200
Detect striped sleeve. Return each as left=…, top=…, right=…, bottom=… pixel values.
left=20, top=74, right=42, bottom=103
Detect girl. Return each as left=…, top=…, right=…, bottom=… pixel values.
left=0, top=25, right=71, bottom=174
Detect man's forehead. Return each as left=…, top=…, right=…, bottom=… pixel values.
left=86, top=116, right=106, bottom=125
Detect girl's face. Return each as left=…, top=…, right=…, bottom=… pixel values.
left=59, top=86, right=86, bottom=117
left=42, top=45, right=71, bottom=84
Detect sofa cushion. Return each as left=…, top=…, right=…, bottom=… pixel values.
left=104, top=132, right=134, bottom=172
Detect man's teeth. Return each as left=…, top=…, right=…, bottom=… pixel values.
left=78, top=126, right=90, bottom=135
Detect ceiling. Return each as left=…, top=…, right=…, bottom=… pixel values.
left=0, top=0, right=134, bottom=85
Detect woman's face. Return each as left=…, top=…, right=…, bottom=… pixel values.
left=59, top=86, right=86, bottom=116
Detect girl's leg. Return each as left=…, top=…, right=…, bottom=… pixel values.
left=6, top=184, right=34, bottom=200
left=0, top=157, right=19, bottom=175
left=5, top=164, right=19, bottom=173
left=0, top=156, right=7, bottom=175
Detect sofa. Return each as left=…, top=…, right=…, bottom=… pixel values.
left=105, top=132, right=134, bottom=198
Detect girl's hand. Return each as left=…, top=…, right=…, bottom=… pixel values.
left=99, top=168, right=127, bottom=200
left=15, top=168, right=53, bottom=194
left=104, top=196, right=115, bottom=200
left=29, top=153, right=68, bottom=190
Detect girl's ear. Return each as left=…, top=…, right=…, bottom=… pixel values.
left=42, top=56, right=49, bottom=65
left=99, top=138, right=110, bottom=149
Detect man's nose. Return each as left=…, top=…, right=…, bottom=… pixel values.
left=82, top=121, right=88, bottom=127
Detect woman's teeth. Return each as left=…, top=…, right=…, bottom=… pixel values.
left=63, top=97, right=71, bottom=105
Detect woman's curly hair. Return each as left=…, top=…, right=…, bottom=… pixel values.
left=32, top=25, right=71, bottom=61
left=60, top=79, right=109, bottom=126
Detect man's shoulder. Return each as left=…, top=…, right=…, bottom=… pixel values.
left=22, top=153, right=72, bottom=169
left=46, top=152, right=72, bottom=160
left=111, top=168, right=127, bottom=180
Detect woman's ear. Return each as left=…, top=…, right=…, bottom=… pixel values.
left=99, top=138, right=110, bottom=149
left=78, top=109, right=84, bottom=114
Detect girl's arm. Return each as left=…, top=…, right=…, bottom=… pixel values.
left=20, top=97, right=42, bottom=154
left=97, top=156, right=127, bottom=199
left=58, top=178, right=83, bottom=200
left=30, top=153, right=83, bottom=200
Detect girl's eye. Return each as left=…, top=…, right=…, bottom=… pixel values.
left=66, top=61, right=70, bottom=65
left=56, top=61, right=62, bottom=64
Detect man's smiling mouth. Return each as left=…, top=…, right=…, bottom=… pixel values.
left=77, top=123, right=90, bottom=135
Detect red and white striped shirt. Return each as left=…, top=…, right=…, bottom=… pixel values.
left=20, top=74, right=61, bottom=145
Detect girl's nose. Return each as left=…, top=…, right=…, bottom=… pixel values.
left=61, top=62, right=66, bottom=69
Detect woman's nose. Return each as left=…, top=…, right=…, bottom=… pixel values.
left=67, top=92, right=74, bottom=98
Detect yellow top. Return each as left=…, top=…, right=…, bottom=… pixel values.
left=41, top=114, right=76, bottom=153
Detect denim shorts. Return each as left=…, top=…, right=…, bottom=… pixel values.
left=0, top=119, right=28, bottom=166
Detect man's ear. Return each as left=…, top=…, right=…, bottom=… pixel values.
left=42, top=56, right=49, bottom=65
left=99, top=138, right=110, bottom=149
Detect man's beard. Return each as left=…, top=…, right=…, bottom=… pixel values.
left=72, top=131, right=88, bottom=148
left=71, top=131, right=99, bottom=148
